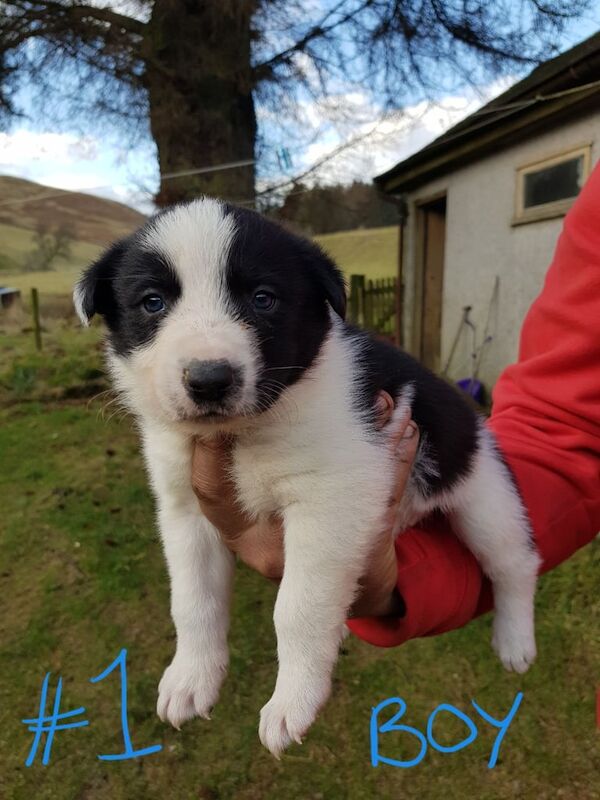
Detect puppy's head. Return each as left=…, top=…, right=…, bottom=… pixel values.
left=74, top=198, right=346, bottom=429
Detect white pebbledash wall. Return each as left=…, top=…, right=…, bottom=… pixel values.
left=400, top=112, right=600, bottom=390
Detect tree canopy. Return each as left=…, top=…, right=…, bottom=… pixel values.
left=0, top=0, right=591, bottom=204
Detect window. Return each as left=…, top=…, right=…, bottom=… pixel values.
left=514, top=145, right=591, bottom=224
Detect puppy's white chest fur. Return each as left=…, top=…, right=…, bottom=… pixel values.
left=231, top=326, right=390, bottom=518
left=232, top=432, right=310, bottom=516
left=232, top=421, right=344, bottom=517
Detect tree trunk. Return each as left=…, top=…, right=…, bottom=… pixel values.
left=144, top=0, right=257, bottom=206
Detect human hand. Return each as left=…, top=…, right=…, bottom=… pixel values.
left=191, top=392, right=419, bottom=617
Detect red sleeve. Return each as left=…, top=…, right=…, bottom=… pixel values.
left=348, top=162, right=600, bottom=648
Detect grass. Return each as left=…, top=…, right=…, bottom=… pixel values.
left=1, top=321, right=599, bottom=799
left=0, top=324, right=107, bottom=403
left=315, top=226, right=398, bottom=279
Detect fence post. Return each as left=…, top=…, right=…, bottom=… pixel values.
left=349, top=274, right=365, bottom=326
left=31, top=287, right=42, bottom=351
left=364, top=279, right=374, bottom=330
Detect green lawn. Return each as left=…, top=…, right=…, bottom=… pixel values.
left=1, top=323, right=599, bottom=800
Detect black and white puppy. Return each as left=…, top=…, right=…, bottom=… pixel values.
left=75, top=199, right=540, bottom=756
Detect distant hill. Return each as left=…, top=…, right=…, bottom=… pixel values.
left=0, top=175, right=145, bottom=246
left=0, top=175, right=398, bottom=296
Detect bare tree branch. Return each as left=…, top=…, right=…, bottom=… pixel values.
left=0, top=0, right=591, bottom=204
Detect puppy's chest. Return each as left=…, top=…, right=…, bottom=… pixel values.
left=231, top=434, right=321, bottom=517
left=229, top=415, right=389, bottom=521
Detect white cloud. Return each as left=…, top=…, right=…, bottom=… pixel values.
left=260, top=77, right=515, bottom=190
left=66, top=137, right=99, bottom=161
left=0, top=130, right=98, bottom=170
left=39, top=172, right=103, bottom=192
left=0, top=127, right=155, bottom=212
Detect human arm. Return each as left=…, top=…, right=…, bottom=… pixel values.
left=349, top=161, right=600, bottom=646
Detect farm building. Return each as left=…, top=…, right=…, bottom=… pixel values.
left=375, top=31, right=600, bottom=391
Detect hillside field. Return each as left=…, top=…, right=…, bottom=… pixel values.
left=0, top=175, right=144, bottom=245
left=0, top=175, right=144, bottom=295
left=315, top=225, right=398, bottom=280
left=1, top=224, right=399, bottom=297
left=0, top=175, right=398, bottom=296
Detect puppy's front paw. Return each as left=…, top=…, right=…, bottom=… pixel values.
left=492, top=615, right=536, bottom=674
left=157, top=652, right=227, bottom=729
left=259, top=678, right=330, bottom=757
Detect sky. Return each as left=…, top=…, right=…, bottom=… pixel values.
left=0, top=5, right=598, bottom=214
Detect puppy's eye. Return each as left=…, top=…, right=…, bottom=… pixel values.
left=142, top=294, right=165, bottom=314
left=252, top=290, right=277, bottom=312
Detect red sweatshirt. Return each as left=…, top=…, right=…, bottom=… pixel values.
left=348, top=161, right=600, bottom=648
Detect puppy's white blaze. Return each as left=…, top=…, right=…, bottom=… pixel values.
left=142, top=197, right=236, bottom=319
left=130, top=199, right=260, bottom=422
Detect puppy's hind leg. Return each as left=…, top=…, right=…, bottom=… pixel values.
left=450, top=427, right=541, bottom=674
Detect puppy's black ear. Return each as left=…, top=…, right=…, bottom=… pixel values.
left=312, top=248, right=347, bottom=319
left=74, top=239, right=126, bottom=325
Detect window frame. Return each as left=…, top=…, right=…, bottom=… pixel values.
left=513, top=144, right=592, bottom=226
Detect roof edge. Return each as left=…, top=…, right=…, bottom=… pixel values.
left=376, top=32, right=600, bottom=193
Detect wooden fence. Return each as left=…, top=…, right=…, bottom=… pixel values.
left=347, top=273, right=400, bottom=344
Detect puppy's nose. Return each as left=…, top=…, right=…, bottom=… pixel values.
left=183, top=359, right=239, bottom=404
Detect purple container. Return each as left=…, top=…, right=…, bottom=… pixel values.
left=456, top=377, right=484, bottom=404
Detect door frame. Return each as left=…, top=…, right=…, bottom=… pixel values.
left=412, top=190, right=447, bottom=369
